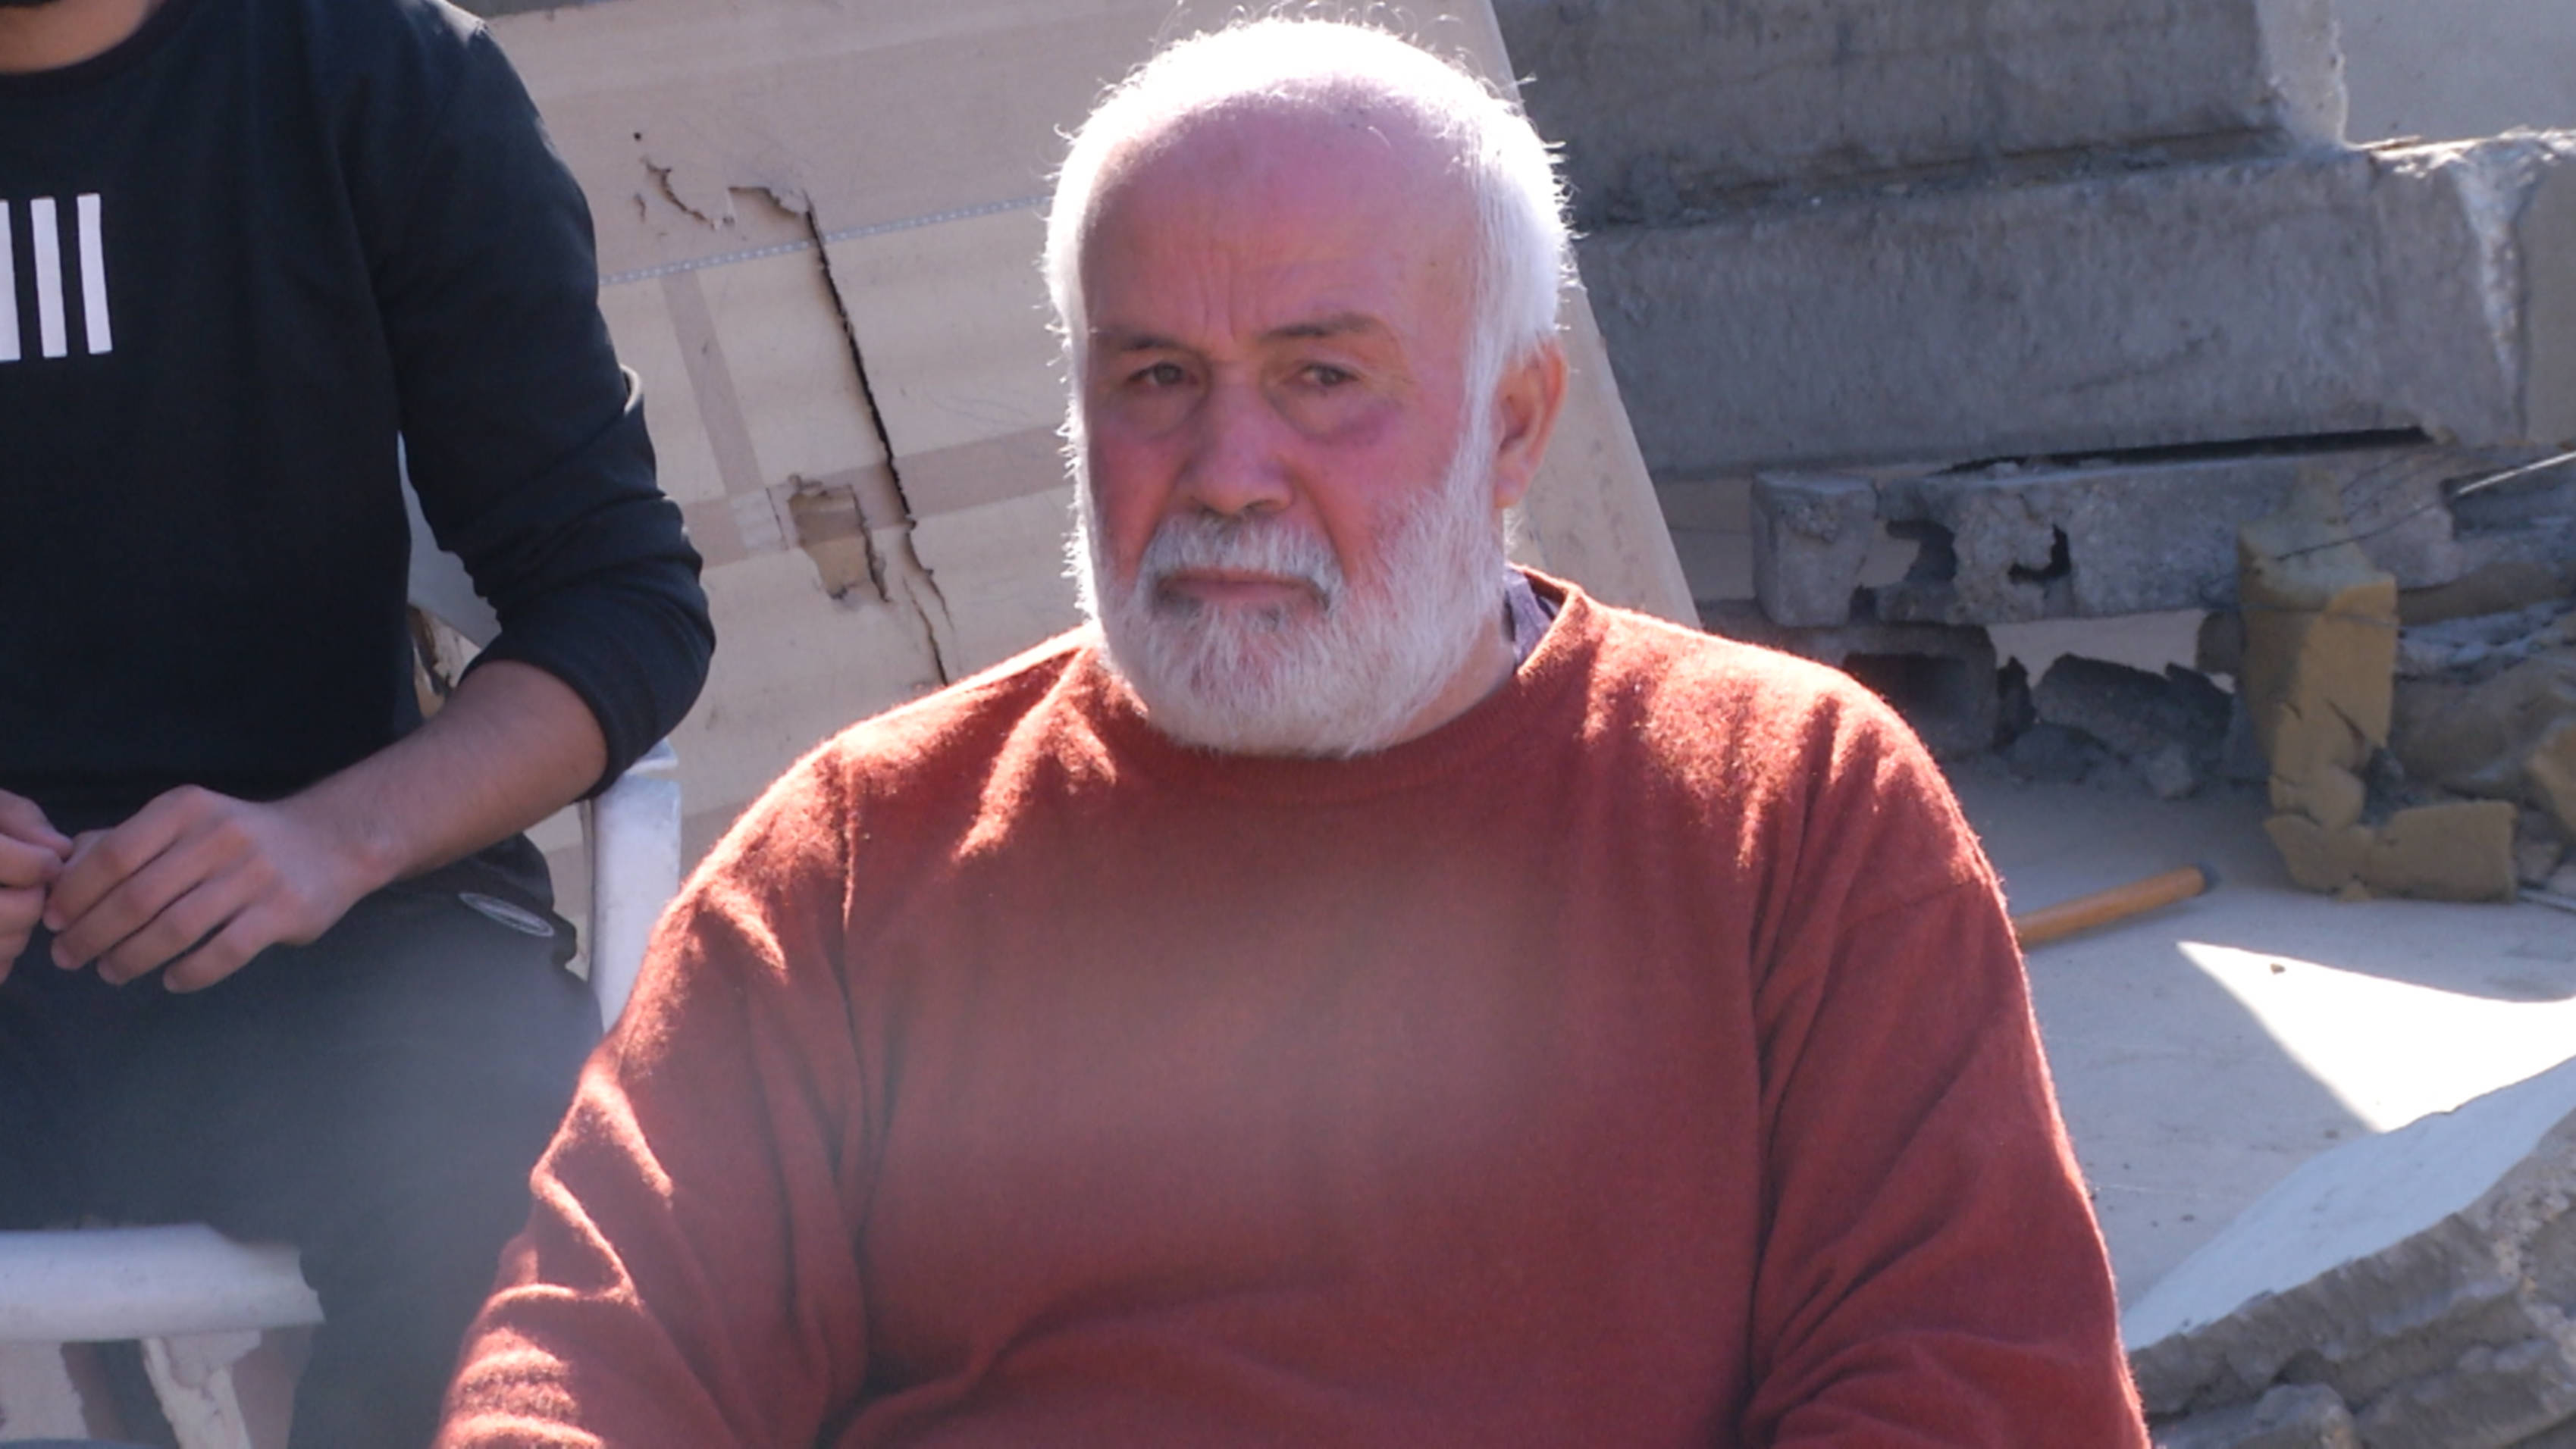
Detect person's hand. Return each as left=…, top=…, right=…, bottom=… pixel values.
left=0, top=790, right=73, bottom=983
left=45, top=786, right=383, bottom=993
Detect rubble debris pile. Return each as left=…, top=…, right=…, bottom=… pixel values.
left=2127, top=1059, right=2576, bottom=1449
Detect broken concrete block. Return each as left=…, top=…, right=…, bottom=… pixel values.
left=2126, top=1055, right=2576, bottom=1433
left=1856, top=447, right=2474, bottom=627
left=2151, top=1383, right=2359, bottom=1449
left=1749, top=473, right=1877, bottom=627
left=1491, top=0, right=2345, bottom=227
left=2264, top=813, right=2378, bottom=893
left=1585, top=133, right=2576, bottom=476
left=2238, top=493, right=2399, bottom=792
left=2032, top=656, right=2232, bottom=799
left=2392, top=645, right=2576, bottom=801
left=1701, top=602, right=1998, bottom=757
left=2355, top=1337, right=2576, bottom=1448
left=2358, top=799, right=2521, bottom=902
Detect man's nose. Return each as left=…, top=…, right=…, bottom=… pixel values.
left=1177, top=379, right=1295, bottom=518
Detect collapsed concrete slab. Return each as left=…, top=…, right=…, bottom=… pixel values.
left=1750, top=444, right=2493, bottom=629
left=1490, top=0, right=2344, bottom=227
left=1701, top=602, right=1998, bottom=757
left=1587, top=133, right=2576, bottom=476
left=2126, top=1054, right=2576, bottom=1447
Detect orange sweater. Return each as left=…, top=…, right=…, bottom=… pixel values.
left=441, top=577, right=2145, bottom=1447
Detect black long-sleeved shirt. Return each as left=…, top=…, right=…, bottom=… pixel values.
left=0, top=0, right=713, bottom=846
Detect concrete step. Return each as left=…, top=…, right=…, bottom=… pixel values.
left=1584, top=133, right=2576, bottom=476
left=1493, top=0, right=2345, bottom=226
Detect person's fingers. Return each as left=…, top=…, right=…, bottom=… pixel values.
left=0, top=790, right=70, bottom=856
left=46, top=798, right=196, bottom=934
left=92, top=867, right=264, bottom=987
left=0, top=833, right=64, bottom=890
left=162, top=898, right=294, bottom=994
left=51, top=809, right=246, bottom=972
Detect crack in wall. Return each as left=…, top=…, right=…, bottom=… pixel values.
left=798, top=214, right=959, bottom=685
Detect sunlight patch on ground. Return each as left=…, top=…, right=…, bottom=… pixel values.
left=2178, top=941, right=2576, bottom=1133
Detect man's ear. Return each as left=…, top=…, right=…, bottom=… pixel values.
left=1487, top=340, right=1568, bottom=512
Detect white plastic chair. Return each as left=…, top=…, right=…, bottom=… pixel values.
left=0, top=480, right=685, bottom=1448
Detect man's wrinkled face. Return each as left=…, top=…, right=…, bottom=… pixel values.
left=1069, top=105, right=1515, bottom=756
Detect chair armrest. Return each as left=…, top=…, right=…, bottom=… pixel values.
left=582, top=739, right=682, bottom=1031
left=0, top=1226, right=321, bottom=1343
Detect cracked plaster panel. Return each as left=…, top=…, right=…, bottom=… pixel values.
left=820, top=210, right=1064, bottom=484
left=674, top=551, right=946, bottom=815
left=699, top=247, right=890, bottom=486
left=487, top=0, right=1170, bottom=279
left=593, top=280, right=726, bottom=509
left=910, top=490, right=1089, bottom=677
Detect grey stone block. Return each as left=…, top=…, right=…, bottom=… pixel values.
left=2153, top=1384, right=2359, bottom=1449
left=1492, top=0, right=2346, bottom=227
left=1701, top=602, right=1998, bottom=756
left=1586, top=133, right=2576, bottom=477
left=1749, top=473, right=1877, bottom=626
left=1753, top=444, right=2482, bottom=630
left=2124, top=1055, right=2576, bottom=1422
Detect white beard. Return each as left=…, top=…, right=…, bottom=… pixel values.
left=1068, top=406, right=1509, bottom=758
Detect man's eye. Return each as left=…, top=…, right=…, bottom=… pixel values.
left=1302, top=364, right=1355, bottom=388
left=1130, top=361, right=1189, bottom=388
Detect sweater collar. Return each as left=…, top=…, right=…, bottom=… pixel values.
left=1059, top=569, right=1602, bottom=805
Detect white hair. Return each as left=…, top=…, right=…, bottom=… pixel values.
left=1042, top=16, right=1572, bottom=406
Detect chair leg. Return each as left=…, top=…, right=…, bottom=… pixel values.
left=139, top=1331, right=262, bottom=1449
left=0, top=1340, right=95, bottom=1439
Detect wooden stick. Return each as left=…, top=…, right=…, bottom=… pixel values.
left=2013, top=864, right=2217, bottom=949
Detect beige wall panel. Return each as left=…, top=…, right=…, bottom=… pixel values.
left=910, top=489, right=1089, bottom=677
left=823, top=208, right=1064, bottom=468
left=489, top=0, right=1168, bottom=277
left=594, top=281, right=726, bottom=509
left=697, top=253, right=890, bottom=485
left=679, top=553, right=945, bottom=818
left=1518, top=295, right=1697, bottom=618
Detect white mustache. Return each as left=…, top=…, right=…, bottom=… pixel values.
left=1136, top=512, right=1347, bottom=607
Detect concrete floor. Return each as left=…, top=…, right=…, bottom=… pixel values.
left=1954, top=761, right=2576, bottom=1307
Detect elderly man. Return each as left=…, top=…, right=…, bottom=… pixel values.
left=440, top=19, right=2145, bottom=1447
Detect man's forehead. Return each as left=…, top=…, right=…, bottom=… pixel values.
left=1089, top=94, right=1466, bottom=233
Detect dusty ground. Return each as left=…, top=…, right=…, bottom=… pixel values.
left=1956, top=762, right=2576, bottom=1305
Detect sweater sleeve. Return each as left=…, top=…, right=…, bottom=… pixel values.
left=439, top=756, right=875, bottom=1447
left=1740, top=700, right=2148, bottom=1445
left=363, top=22, right=713, bottom=790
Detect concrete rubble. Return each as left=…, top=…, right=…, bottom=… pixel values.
left=1749, top=446, right=2505, bottom=631
left=2128, top=1056, right=2576, bottom=1448
left=2022, top=656, right=2233, bottom=800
